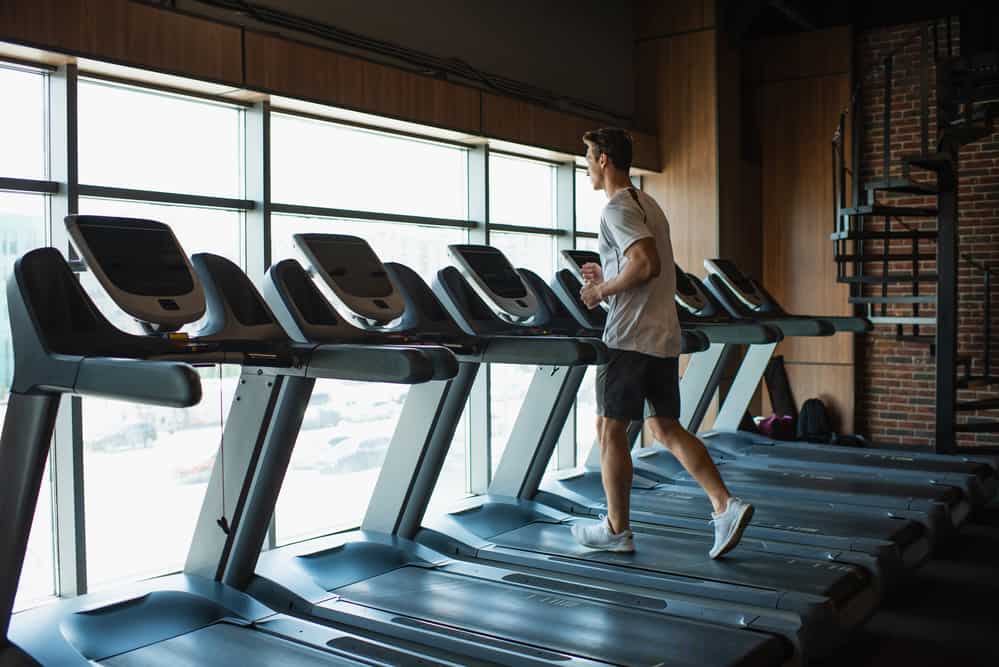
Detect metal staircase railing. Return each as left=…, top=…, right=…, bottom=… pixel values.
left=830, top=18, right=999, bottom=453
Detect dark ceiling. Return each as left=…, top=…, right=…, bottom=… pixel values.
left=729, top=0, right=980, bottom=40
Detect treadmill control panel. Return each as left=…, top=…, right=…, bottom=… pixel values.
left=704, top=258, right=767, bottom=311
left=448, top=244, right=538, bottom=323
left=674, top=267, right=711, bottom=315
left=559, top=249, right=609, bottom=311
left=66, top=215, right=206, bottom=332
left=294, top=233, right=404, bottom=326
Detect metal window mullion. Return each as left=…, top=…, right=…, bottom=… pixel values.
left=245, top=101, right=275, bottom=547
left=245, top=101, right=271, bottom=285
left=467, top=144, right=491, bottom=493
left=554, top=162, right=577, bottom=470
left=49, top=64, right=86, bottom=598
left=76, top=185, right=254, bottom=211
left=0, top=178, right=59, bottom=194
left=487, top=223, right=565, bottom=236
left=270, top=203, right=474, bottom=229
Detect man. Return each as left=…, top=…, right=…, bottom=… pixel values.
left=570, top=127, right=753, bottom=558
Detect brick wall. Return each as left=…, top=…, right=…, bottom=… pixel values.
left=856, top=19, right=999, bottom=447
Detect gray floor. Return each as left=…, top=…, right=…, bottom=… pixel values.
left=823, top=498, right=999, bottom=666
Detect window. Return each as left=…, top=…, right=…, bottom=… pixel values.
left=486, top=157, right=559, bottom=472
left=82, top=367, right=236, bottom=588
left=575, top=369, right=598, bottom=464
left=489, top=154, right=556, bottom=228
left=270, top=215, right=469, bottom=543
left=78, top=79, right=242, bottom=197
left=490, top=231, right=555, bottom=280
left=1, top=192, right=54, bottom=610
left=271, top=114, right=467, bottom=219
left=76, top=81, right=247, bottom=588
left=574, top=169, right=605, bottom=234
left=0, top=66, right=46, bottom=179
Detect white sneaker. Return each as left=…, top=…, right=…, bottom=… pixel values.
left=709, top=497, right=754, bottom=559
left=571, top=515, right=635, bottom=553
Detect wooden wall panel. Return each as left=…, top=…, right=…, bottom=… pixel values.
left=245, top=32, right=481, bottom=134
left=640, top=29, right=719, bottom=275
left=744, top=26, right=852, bottom=84
left=0, top=0, right=242, bottom=84
left=759, top=73, right=853, bottom=365
left=631, top=131, right=661, bottom=172
left=634, top=0, right=715, bottom=40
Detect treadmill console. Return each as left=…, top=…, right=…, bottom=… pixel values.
left=65, top=215, right=206, bottom=333
left=559, top=249, right=609, bottom=311
left=704, top=258, right=767, bottom=311
left=294, top=233, right=404, bottom=327
left=559, top=249, right=600, bottom=282
left=674, top=267, right=712, bottom=316
left=448, top=244, right=538, bottom=324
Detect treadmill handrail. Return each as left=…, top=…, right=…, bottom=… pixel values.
left=481, top=336, right=608, bottom=366
left=304, top=343, right=456, bottom=383
left=73, top=357, right=202, bottom=407
left=687, top=321, right=783, bottom=345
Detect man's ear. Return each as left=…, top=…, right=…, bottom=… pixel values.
left=598, top=153, right=608, bottom=168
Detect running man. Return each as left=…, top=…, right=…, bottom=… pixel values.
left=570, top=127, right=753, bottom=558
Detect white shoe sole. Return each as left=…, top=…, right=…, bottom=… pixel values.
left=709, top=504, right=754, bottom=559
left=571, top=527, right=635, bottom=553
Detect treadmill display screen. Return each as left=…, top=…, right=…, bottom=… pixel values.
left=78, top=220, right=194, bottom=296
left=461, top=247, right=527, bottom=299
left=711, top=259, right=757, bottom=294
left=307, top=237, right=393, bottom=298
left=674, top=266, right=698, bottom=296
left=563, top=250, right=600, bottom=269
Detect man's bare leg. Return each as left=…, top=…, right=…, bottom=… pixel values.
left=597, top=416, right=633, bottom=533
left=646, top=416, right=731, bottom=514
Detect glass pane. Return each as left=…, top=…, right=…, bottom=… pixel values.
left=574, top=169, right=606, bottom=234
left=271, top=114, right=467, bottom=219
left=272, top=215, right=465, bottom=279
left=575, top=368, right=598, bottom=465
left=271, top=217, right=469, bottom=542
left=489, top=231, right=554, bottom=281
left=276, top=379, right=405, bottom=544
left=13, top=455, right=54, bottom=611
left=427, top=407, right=469, bottom=515
left=0, top=66, right=46, bottom=179
left=489, top=155, right=555, bottom=228
left=0, top=193, right=48, bottom=396
left=0, top=194, right=54, bottom=607
left=77, top=199, right=242, bottom=335
left=84, top=366, right=237, bottom=589
left=487, top=231, right=555, bottom=473
left=574, top=236, right=599, bottom=252
left=78, top=80, right=241, bottom=197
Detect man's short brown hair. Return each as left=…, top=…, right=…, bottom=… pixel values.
left=583, top=127, right=633, bottom=171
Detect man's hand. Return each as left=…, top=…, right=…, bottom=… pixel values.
left=580, top=281, right=604, bottom=309
left=581, top=262, right=603, bottom=284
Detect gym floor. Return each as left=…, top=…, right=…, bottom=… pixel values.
left=826, top=498, right=999, bottom=666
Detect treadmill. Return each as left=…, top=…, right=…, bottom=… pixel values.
left=0, top=216, right=477, bottom=666
left=624, top=259, right=987, bottom=528
left=553, top=250, right=969, bottom=540
left=546, top=254, right=933, bottom=571
left=207, top=233, right=793, bottom=667
left=421, top=244, right=895, bottom=660
left=688, top=257, right=998, bottom=505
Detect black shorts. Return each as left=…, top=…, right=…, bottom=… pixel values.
left=595, top=349, right=680, bottom=421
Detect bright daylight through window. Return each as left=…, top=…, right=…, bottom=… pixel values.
left=269, top=116, right=471, bottom=544
left=487, top=155, right=558, bottom=472
left=76, top=81, right=245, bottom=589
left=2, top=63, right=54, bottom=611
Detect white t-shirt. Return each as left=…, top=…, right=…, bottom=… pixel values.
left=597, top=188, right=681, bottom=358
